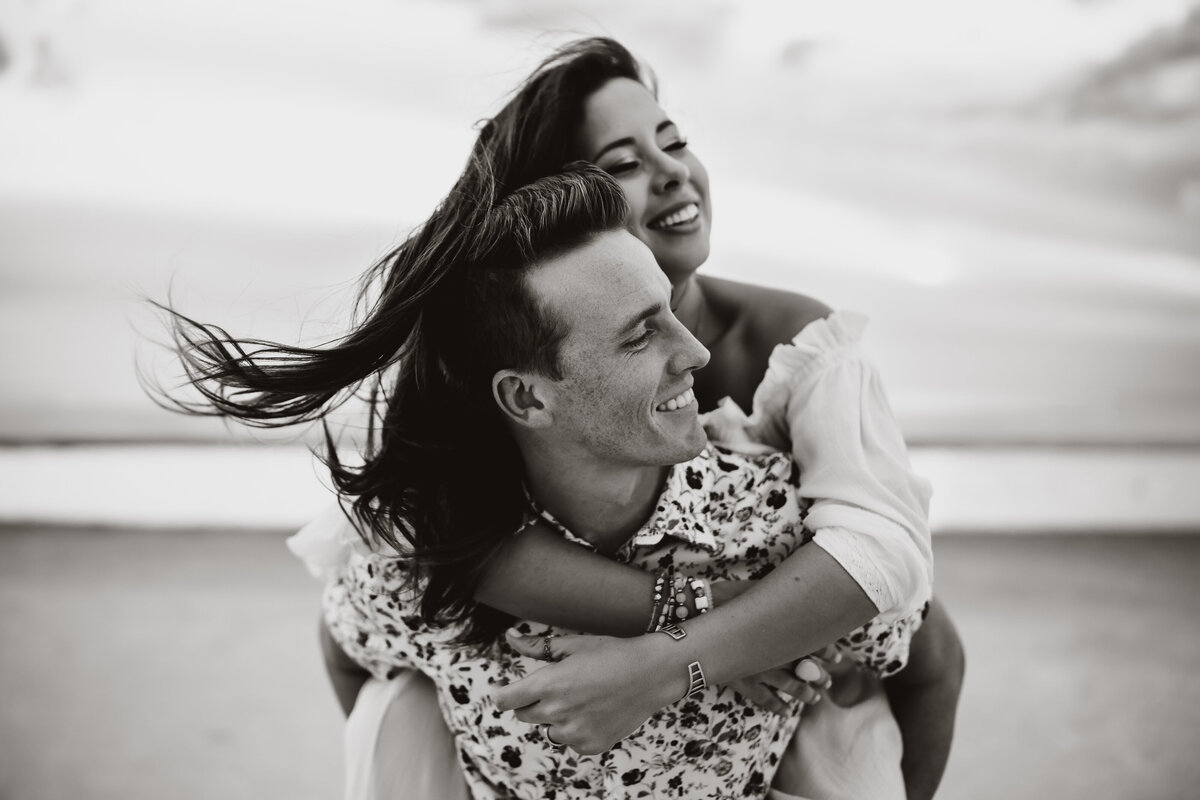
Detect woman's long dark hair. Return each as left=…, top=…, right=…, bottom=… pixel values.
left=151, top=38, right=647, bottom=647
left=156, top=164, right=629, bottom=647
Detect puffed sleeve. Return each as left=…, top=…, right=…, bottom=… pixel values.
left=746, top=311, right=933, bottom=620
left=286, top=501, right=372, bottom=582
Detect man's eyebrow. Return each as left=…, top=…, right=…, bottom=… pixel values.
left=615, top=301, right=665, bottom=339
left=592, top=120, right=678, bottom=161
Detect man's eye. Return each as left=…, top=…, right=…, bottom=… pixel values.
left=627, top=329, right=655, bottom=349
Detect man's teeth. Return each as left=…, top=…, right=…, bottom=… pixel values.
left=650, top=203, right=699, bottom=230
left=656, top=388, right=695, bottom=412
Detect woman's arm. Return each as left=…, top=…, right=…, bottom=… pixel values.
left=478, top=520, right=766, bottom=635
left=478, top=531, right=829, bottom=713
left=494, top=545, right=878, bottom=754
left=475, top=524, right=656, bottom=636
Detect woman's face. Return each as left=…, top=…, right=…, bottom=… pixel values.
left=576, top=77, right=712, bottom=286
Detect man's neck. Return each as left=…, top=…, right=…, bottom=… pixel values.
left=521, top=449, right=670, bottom=554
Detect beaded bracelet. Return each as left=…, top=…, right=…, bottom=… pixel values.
left=671, top=572, right=690, bottom=620
left=650, top=568, right=680, bottom=632
left=689, top=577, right=712, bottom=615
left=652, top=570, right=715, bottom=630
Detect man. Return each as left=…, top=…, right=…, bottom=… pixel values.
left=319, top=164, right=953, bottom=798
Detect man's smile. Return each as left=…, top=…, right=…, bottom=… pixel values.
left=655, top=387, right=696, bottom=413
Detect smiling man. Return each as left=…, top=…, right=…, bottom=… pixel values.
left=491, top=224, right=712, bottom=557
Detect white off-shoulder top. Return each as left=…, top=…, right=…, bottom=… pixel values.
left=700, top=310, right=933, bottom=621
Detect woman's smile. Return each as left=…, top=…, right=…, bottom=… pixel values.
left=648, top=202, right=701, bottom=232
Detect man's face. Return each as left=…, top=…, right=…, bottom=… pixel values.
left=527, top=229, right=710, bottom=468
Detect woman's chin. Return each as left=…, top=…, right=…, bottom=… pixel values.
left=657, top=246, right=711, bottom=284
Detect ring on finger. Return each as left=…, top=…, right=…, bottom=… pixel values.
left=541, top=724, right=565, bottom=749
left=542, top=634, right=557, bottom=662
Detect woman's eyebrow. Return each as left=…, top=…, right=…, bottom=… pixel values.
left=592, top=120, right=677, bottom=161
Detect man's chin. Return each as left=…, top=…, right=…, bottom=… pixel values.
left=668, top=429, right=709, bottom=465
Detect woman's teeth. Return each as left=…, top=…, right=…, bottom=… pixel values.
left=650, top=203, right=699, bottom=230
left=656, top=388, right=695, bottom=412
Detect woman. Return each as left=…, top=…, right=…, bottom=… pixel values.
left=295, top=38, right=963, bottom=799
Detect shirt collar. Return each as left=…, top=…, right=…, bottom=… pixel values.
left=632, top=448, right=720, bottom=552
left=519, top=448, right=721, bottom=554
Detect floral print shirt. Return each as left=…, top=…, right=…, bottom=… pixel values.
left=325, top=444, right=923, bottom=799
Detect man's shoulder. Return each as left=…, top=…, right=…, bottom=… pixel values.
left=689, top=443, right=799, bottom=493
left=659, top=445, right=806, bottom=555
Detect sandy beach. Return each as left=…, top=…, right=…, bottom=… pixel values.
left=2, top=526, right=1198, bottom=800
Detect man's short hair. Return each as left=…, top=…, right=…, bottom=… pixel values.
left=431, top=162, right=630, bottom=397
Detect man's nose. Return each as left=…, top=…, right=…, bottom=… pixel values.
left=669, top=323, right=710, bottom=375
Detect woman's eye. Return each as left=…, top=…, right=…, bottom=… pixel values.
left=664, top=139, right=689, bottom=152
left=606, top=160, right=639, bottom=176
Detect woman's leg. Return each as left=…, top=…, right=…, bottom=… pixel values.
left=343, top=673, right=471, bottom=800
left=770, top=670, right=905, bottom=800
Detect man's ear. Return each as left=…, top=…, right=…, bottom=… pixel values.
left=492, top=370, right=553, bottom=429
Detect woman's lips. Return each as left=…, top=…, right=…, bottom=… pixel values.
left=648, top=202, right=700, bottom=231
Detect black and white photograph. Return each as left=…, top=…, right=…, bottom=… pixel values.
left=2, top=1, right=1198, bottom=798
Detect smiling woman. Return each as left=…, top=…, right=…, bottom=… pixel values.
left=579, top=77, right=713, bottom=282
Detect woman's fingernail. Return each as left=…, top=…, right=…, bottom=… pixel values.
left=794, top=660, right=822, bottom=682
left=824, top=677, right=833, bottom=690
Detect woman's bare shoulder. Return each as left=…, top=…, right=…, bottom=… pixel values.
left=698, top=275, right=833, bottom=346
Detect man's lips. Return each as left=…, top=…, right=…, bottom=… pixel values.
left=655, top=386, right=696, bottom=412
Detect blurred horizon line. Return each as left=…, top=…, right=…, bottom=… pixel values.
left=4, top=441, right=1199, bottom=533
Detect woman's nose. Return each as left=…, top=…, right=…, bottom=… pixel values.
left=653, top=152, right=691, bottom=194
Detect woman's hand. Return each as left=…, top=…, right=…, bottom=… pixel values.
left=493, top=630, right=686, bottom=755
left=708, top=579, right=836, bottom=714
left=727, top=651, right=836, bottom=714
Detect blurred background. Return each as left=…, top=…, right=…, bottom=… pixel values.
left=1, top=1, right=1198, bottom=798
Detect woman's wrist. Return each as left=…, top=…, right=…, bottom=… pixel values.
left=632, top=628, right=695, bottom=707
left=647, top=570, right=717, bottom=631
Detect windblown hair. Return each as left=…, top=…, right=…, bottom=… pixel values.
left=153, top=36, right=649, bottom=647
left=155, top=161, right=629, bottom=647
